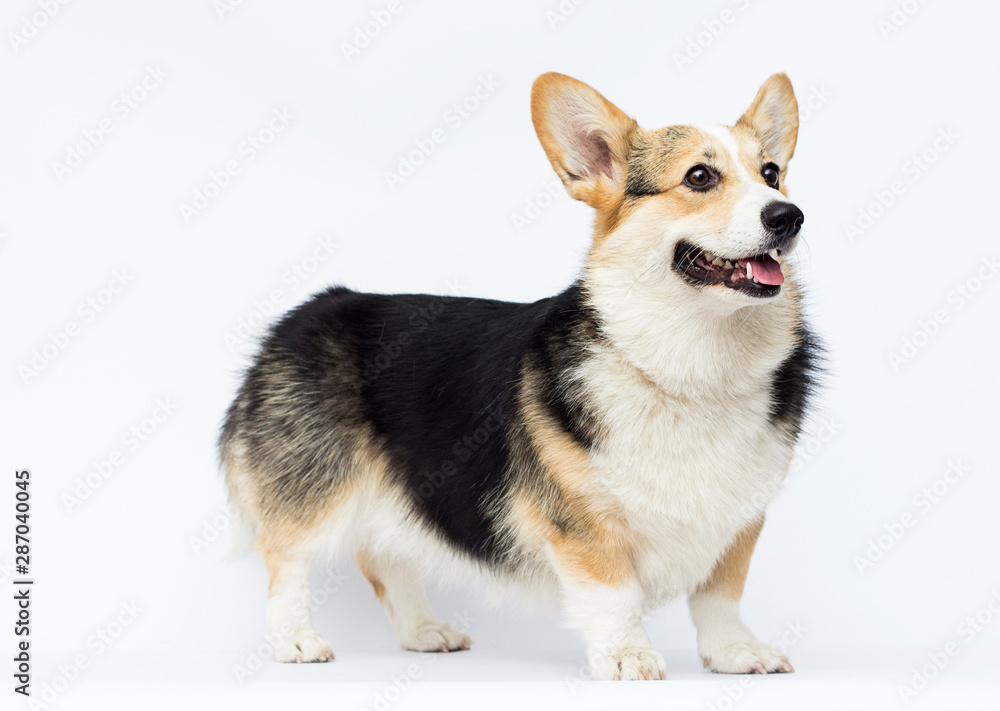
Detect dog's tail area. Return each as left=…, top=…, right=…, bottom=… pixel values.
left=224, top=509, right=258, bottom=563
left=218, top=405, right=260, bottom=563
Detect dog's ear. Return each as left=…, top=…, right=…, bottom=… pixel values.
left=531, top=73, right=639, bottom=208
left=736, top=73, right=798, bottom=167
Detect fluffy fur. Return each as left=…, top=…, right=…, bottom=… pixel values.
left=219, top=72, right=817, bottom=680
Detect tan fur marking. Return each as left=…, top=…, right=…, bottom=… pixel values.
left=591, top=195, right=637, bottom=248
left=258, top=519, right=314, bottom=596
left=254, top=444, right=391, bottom=596
left=696, top=517, right=764, bottom=600
left=509, top=491, right=635, bottom=588
left=515, top=380, right=637, bottom=587
left=521, top=394, right=598, bottom=500
left=263, top=550, right=285, bottom=597
left=729, top=123, right=791, bottom=198
left=355, top=549, right=386, bottom=603
left=588, top=125, right=754, bottom=271
left=645, top=130, right=745, bottom=229
left=625, top=126, right=728, bottom=196
left=255, top=479, right=352, bottom=557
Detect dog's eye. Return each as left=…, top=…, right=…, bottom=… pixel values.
left=762, top=163, right=780, bottom=188
left=684, top=165, right=716, bottom=190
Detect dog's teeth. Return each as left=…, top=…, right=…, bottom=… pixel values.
left=746, top=262, right=754, bottom=280
left=712, top=257, right=724, bottom=267
left=724, top=260, right=733, bottom=269
left=769, top=249, right=779, bottom=260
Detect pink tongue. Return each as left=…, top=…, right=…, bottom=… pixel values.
left=744, top=255, right=784, bottom=285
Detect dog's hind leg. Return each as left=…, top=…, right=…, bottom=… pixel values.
left=262, top=541, right=334, bottom=663
left=356, top=549, right=471, bottom=652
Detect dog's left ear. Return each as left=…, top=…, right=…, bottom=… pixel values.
left=736, top=73, right=798, bottom=167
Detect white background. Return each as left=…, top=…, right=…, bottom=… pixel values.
left=2, top=0, right=999, bottom=709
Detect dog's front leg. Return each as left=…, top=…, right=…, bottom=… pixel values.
left=549, top=537, right=664, bottom=681
left=562, top=577, right=664, bottom=680
left=687, top=516, right=794, bottom=674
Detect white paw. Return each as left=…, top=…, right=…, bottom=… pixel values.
left=701, top=638, right=793, bottom=674
left=400, top=621, right=472, bottom=652
left=271, top=628, right=335, bottom=663
left=590, top=647, right=666, bottom=681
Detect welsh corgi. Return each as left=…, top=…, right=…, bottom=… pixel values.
left=220, top=72, right=816, bottom=680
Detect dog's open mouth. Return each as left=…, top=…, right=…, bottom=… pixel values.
left=673, top=241, right=785, bottom=298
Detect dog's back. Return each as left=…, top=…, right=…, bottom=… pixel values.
left=220, top=284, right=597, bottom=563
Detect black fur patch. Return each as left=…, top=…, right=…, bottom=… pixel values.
left=526, top=284, right=603, bottom=449
left=769, top=323, right=822, bottom=434
left=255, top=283, right=600, bottom=563
left=624, top=160, right=660, bottom=197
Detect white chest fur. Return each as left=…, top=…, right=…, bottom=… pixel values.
left=578, top=291, right=801, bottom=604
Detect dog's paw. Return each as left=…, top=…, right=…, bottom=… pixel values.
left=400, top=622, right=472, bottom=653
left=701, top=639, right=792, bottom=674
left=590, top=646, right=666, bottom=681
left=271, top=629, right=335, bottom=663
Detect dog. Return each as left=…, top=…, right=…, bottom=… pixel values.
left=220, top=72, right=816, bottom=681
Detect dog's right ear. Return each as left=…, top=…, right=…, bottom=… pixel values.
left=531, top=73, right=639, bottom=209
left=736, top=73, right=799, bottom=168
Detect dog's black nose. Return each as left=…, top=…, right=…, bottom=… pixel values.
left=761, top=201, right=804, bottom=240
